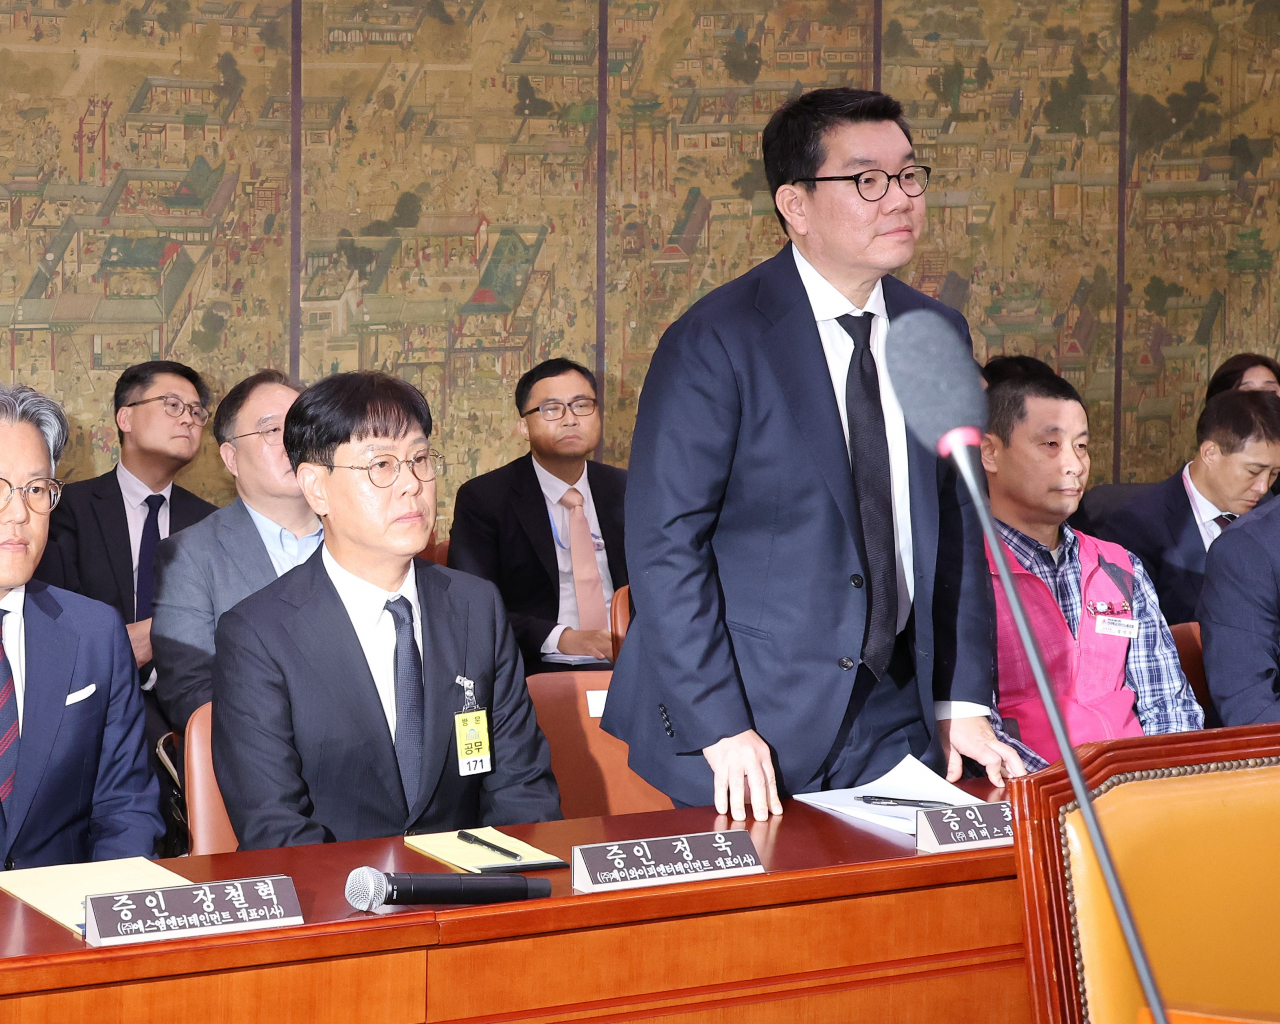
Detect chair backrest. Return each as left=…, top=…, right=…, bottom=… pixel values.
left=184, top=702, right=238, bottom=856
left=1169, top=621, right=1217, bottom=724
left=1011, top=726, right=1280, bottom=1024
left=525, top=670, right=673, bottom=818
left=610, top=583, right=631, bottom=663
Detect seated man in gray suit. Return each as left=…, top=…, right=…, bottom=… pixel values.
left=212, top=372, right=560, bottom=849
left=152, top=370, right=322, bottom=732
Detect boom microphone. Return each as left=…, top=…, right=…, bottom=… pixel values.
left=345, top=866, right=553, bottom=911
left=885, top=308, right=1170, bottom=1024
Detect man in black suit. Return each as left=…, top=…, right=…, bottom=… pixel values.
left=34, top=360, right=215, bottom=846
left=449, top=358, right=626, bottom=675
left=212, top=372, right=560, bottom=849
left=36, top=361, right=217, bottom=673
left=1098, top=389, right=1280, bottom=625
left=602, top=88, right=1023, bottom=822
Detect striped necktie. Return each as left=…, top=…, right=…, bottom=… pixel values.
left=0, top=609, right=18, bottom=820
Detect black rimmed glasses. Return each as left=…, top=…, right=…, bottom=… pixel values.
left=791, top=164, right=931, bottom=202
left=522, top=398, right=598, bottom=421
left=0, top=476, right=63, bottom=515
left=125, top=393, right=211, bottom=426
left=329, top=449, right=444, bottom=488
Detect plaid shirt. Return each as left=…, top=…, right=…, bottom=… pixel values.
left=988, top=520, right=1203, bottom=772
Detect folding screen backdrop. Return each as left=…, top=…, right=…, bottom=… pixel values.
left=1, top=0, right=1275, bottom=527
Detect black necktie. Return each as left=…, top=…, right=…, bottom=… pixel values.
left=134, top=493, right=165, bottom=620
left=385, top=596, right=425, bottom=806
left=1213, top=512, right=1237, bottom=530
left=838, top=312, right=898, bottom=681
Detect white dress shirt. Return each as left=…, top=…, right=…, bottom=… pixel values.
left=243, top=502, right=324, bottom=576
left=322, top=546, right=422, bottom=737
left=1182, top=463, right=1229, bottom=550
left=792, top=247, right=985, bottom=721
left=0, top=586, right=26, bottom=730
left=116, top=461, right=173, bottom=607
left=532, top=458, right=615, bottom=665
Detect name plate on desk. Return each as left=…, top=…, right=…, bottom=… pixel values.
left=916, top=802, right=1015, bottom=853
left=85, top=875, right=303, bottom=947
left=572, top=830, right=764, bottom=893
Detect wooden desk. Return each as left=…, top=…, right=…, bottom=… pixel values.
left=0, top=798, right=1029, bottom=1023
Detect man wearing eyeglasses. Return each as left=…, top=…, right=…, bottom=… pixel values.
left=35, top=361, right=215, bottom=845
left=151, top=370, right=322, bottom=734
left=211, top=372, right=559, bottom=849
left=603, top=88, right=1024, bottom=823
left=0, top=384, right=163, bottom=868
left=449, top=358, right=628, bottom=675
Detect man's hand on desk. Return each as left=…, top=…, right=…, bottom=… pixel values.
left=702, top=729, right=784, bottom=823
left=557, top=628, right=614, bottom=661
left=938, top=716, right=1027, bottom=787
left=126, top=618, right=153, bottom=667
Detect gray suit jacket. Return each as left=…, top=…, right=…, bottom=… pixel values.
left=152, top=498, right=278, bottom=730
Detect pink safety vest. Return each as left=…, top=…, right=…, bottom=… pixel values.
left=988, top=530, right=1144, bottom=765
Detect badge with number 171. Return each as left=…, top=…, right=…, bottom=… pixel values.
left=454, top=709, right=491, bottom=776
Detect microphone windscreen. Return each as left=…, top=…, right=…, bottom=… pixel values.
left=885, top=308, right=987, bottom=451
left=345, top=865, right=388, bottom=911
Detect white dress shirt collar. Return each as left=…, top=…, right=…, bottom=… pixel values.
left=792, top=245, right=888, bottom=322
left=116, top=461, right=172, bottom=509
left=0, top=585, right=25, bottom=729
left=1182, top=463, right=1228, bottom=550
left=531, top=457, right=589, bottom=505
left=322, top=545, right=419, bottom=627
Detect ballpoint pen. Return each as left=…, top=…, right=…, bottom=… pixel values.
left=853, top=796, right=952, bottom=809
left=457, top=830, right=523, bottom=861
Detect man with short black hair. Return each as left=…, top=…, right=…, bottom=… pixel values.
left=1099, top=388, right=1280, bottom=625
left=35, top=361, right=216, bottom=846
left=449, top=357, right=627, bottom=674
left=603, top=87, right=1021, bottom=822
left=152, top=370, right=321, bottom=732
left=982, top=375, right=1202, bottom=768
left=212, top=372, right=560, bottom=850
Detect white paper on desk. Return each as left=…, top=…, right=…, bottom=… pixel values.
left=794, top=754, right=982, bottom=835
left=0, top=857, right=190, bottom=935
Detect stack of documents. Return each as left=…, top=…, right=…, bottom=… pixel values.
left=795, top=755, right=983, bottom=835
left=0, top=857, right=191, bottom=934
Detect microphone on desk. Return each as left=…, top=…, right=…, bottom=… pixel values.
left=345, top=866, right=553, bottom=912
left=885, top=309, right=1171, bottom=1024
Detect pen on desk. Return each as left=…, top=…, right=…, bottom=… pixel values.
left=457, top=830, right=523, bottom=861
left=854, top=796, right=953, bottom=809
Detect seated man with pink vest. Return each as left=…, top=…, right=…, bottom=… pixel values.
left=980, top=373, right=1203, bottom=769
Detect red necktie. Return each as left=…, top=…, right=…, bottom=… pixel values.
left=559, top=488, right=608, bottom=631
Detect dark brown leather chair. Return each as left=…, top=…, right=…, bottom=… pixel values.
left=184, top=702, right=238, bottom=856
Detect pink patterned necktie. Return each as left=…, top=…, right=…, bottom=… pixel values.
left=559, top=488, right=608, bottom=631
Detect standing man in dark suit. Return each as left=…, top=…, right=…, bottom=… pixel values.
left=1098, top=389, right=1280, bottom=625
left=603, top=88, right=1023, bottom=821
left=212, top=373, right=560, bottom=850
left=449, top=358, right=627, bottom=675
left=152, top=370, right=322, bottom=733
left=0, top=385, right=162, bottom=868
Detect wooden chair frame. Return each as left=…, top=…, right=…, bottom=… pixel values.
left=1010, top=725, right=1280, bottom=1024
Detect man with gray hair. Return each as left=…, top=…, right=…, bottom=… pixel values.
left=0, top=385, right=162, bottom=868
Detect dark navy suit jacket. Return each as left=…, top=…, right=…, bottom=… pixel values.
left=1198, top=497, right=1280, bottom=725
left=211, top=551, right=561, bottom=850
left=601, top=244, right=993, bottom=805
left=1, top=581, right=163, bottom=869
left=1095, top=470, right=1207, bottom=626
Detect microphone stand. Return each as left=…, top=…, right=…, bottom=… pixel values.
left=944, top=433, right=1169, bottom=1024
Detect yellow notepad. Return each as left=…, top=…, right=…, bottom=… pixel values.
left=404, top=827, right=567, bottom=873
left=0, top=857, right=190, bottom=935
